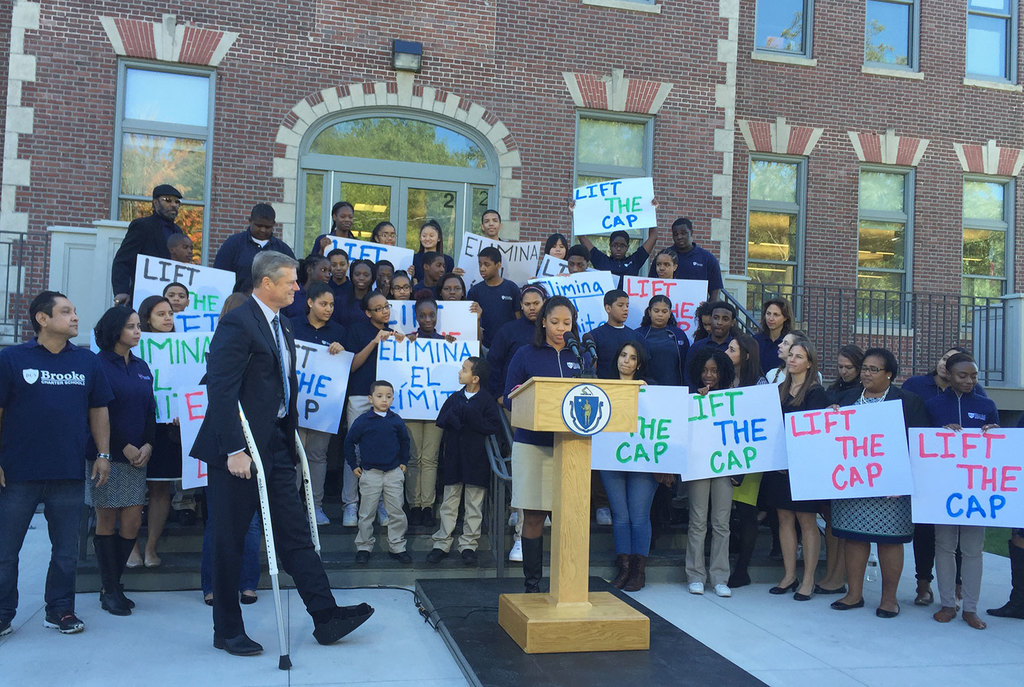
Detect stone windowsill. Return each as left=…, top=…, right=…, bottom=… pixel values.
left=581, top=0, right=662, bottom=14
left=750, top=51, right=818, bottom=67
left=963, top=77, right=1023, bottom=93
left=861, top=65, right=924, bottom=80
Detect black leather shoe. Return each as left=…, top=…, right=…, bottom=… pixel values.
left=876, top=604, right=900, bottom=618
left=389, top=551, right=413, bottom=564
left=830, top=599, right=865, bottom=611
left=355, top=550, right=370, bottom=565
left=814, top=584, right=847, bottom=595
left=313, top=604, right=375, bottom=645
left=213, top=633, right=263, bottom=656
left=769, top=580, right=799, bottom=595
left=461, top=549, right=478, bottom=566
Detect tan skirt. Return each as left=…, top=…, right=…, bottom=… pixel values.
left=510, top=442, right=554, bottom=511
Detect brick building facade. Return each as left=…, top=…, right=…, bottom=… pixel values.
left=2, top=0, right=1022, bottom=380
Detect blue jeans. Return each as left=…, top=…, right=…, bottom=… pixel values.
left=600, top=471, right=658, bottom=556
left=201, top=512, right=261, bottom=595
left=0, top=480, right=84, bottom=621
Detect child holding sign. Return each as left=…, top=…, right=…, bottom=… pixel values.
left=346, top=380, right=411, bottom=565
left=427, top=357, right=502, bottom=565
left=925, top=353, right=1000, bottom=630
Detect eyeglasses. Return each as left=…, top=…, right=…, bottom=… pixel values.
left=378, top=231, right=397, bottom=239
left=370, top=304, right=392, bottom=313
left=861, top=366, right=884, bottom=374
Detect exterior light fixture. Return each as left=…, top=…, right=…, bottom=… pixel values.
left=392, top=40, right=422, bottom=73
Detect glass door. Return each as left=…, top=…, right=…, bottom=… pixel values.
left=399, top=180, right=466, bottom=256
left=335, top=174, right=399, bottom=242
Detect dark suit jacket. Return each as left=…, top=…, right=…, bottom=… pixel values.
left=834, top=383, right=930, bottom=429
left=111, top=213, right=183, bottom=297
left=190, top=297, right=299, bottom=471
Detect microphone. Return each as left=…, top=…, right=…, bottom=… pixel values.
left=563, top=332, right=585, bottom=377
left=581, top=337, right=598, bottom=378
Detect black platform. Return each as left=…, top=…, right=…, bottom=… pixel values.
left=414, top=576, right=766, bottom=687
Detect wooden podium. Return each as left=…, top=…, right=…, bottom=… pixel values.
left=498, top=377, right=650, bottom=654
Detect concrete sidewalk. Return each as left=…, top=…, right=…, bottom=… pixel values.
left=3, top=512, right=1022, bottom=686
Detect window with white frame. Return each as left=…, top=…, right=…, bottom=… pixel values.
left=574, top=112, right=654, bottom=248
left=962, top=177, right=1013, bottom=298
left=858, top=168, right=913, bottom=293
left=755, top=0, right=814, bottom=58
left=112, top=62, right=215, bottom=263
left=967, top=0, right=1017, bottom=82
left=864, top=0, right=919, bottom=70
left=747, top=157, right=805, bottom=292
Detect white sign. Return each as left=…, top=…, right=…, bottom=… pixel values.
left=622, top=276, right=707, bottom=342
left=536, top=254, right=569, bottom=278
left=376, top=338, right=480, bottom=420
left=387, top=300, right=478, bottom=340
left=177, top=385, right=209, bottom=489
left=528, top=271, right=617, bottom=335
left=679, top=384, right=787, bottom=481
left=328, top=236, right=414, bottom=271
left=173, top=309, right=219, bottom=333
left=591, top=386, right=688, bottom=473
left=132, top=256, right=235, bottom=314
left=294, top=342, right=354, bottom=433
left=572, top=177, right=657, bottom=236
left=134, top=332, right=212, bottom=423
left=910, top=428, right=1024, bottom=527
left=457, top=234, right=542, bottom=288
left=786, top=400, right=914, bottom=500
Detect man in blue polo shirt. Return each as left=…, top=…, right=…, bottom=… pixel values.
left=685, top=301, right=737, bottom=373
left=213, top=203, right=296, bottom=293
left=0, top=291, right=113, bottom=637
left=649, top=217, right=723, bottom=301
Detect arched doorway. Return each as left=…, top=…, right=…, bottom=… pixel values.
left=298, top=111, right=499, bottom=256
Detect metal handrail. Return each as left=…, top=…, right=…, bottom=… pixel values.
left=720, top=287, right=760, bottom=337
left=485, top=406, right=515, bottom=578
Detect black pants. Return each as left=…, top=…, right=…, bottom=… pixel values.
left=208, top=424, right=335, bottom=638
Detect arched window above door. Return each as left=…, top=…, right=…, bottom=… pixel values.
left=309, top=117, right=488, bottom=169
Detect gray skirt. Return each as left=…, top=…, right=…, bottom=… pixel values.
left=510, top=442, right=554, bottom=512
left=85, top=460, right=148, bottom=509
left=832, top=495, right=914, bottom=544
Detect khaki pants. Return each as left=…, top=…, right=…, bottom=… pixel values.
left=296, top=427, right=331, bottom=510
left=355, top=467, right=408, bottom=553
left=936, top=524, right=985, bottom=613
left=406, top=420, right=442, bottom=509
left=685, top=477, right=733, bottom=586
left=432, top=483, right=486, bottom=553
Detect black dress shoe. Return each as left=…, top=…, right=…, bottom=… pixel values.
left=213, top=633, right=263, bottom=656
left=389, top=551, right=413, bottom=564
left=813, top=584, right=848, bottom=595
left=830, top=599, right=865, bottom=611
left=355, top=550, right=370, bottom=565
left=240, top=592, right=258, bottom=605
left=793, top=592, right=812, bottom=601
left=875, top=604, right=900, bottom=618
left=461, top=549, right=478, bottom=566
left=313, top=604, right=374, bottom=645
left=769, top=580, right=799, bottom=595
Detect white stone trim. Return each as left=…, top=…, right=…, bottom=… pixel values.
left=581, top=0, right=662, bottom=13
left=98, top=16, right=125, bottom=55
left=711, top=0, right=738, bottom=264
left=2, top=0, right=40, bottom=235
left=750, top=51, right=818, bottom=67
left=962, top=77, right=1023, bottom=93
left=861, top=65, right=924, bottom=80
left=271, top=76, right=521, bottom=248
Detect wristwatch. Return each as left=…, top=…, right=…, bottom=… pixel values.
left=96, top=453, right=111, bottom=461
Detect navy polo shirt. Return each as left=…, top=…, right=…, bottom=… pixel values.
left=0, top=340, right=114, bottom=482
left=92, top=350, right=156, bottom=463
left=649, top=243, right=724, bottom=294
left=212, top=229, right=296, bottom=293
left=582, top=323, right=638, bottom=379
left=292, top=317, right=347, bottom=347
left=412, top=252, right=455, bottom=283
left=345, top=319, right=387, bottom=397
left=589, top=246, right=650, bottom=278
left=468, top=279, right=521, bottom=348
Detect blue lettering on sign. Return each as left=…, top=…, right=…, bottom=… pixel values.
left=945, top=492, right=1007, bottom=519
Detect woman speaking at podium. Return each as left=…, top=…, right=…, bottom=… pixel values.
left=503, top=295, right=583, bottom=593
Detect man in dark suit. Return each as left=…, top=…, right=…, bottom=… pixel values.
left=111, top=184, right=185, bottom=305
left=190, top=250, right=373, bottom=656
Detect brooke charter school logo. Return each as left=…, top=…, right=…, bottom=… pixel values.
left=560, top=384, right=611, bottom=436
left=23, top=368, right=85, bottom=386
left=23, top=368, right=38, bottom=384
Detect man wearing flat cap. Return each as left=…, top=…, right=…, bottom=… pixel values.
left=111, top=184, right=186, bottom=306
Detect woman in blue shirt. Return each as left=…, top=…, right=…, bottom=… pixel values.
left=89, top=306, right=156, bottom=616
left=409, top=220, right=458, bottom=283
left=504, top=296, right=582, bottom=592
left=926, top=352, right=1000, bottom=631
left=635, top=295, right=689, bottom=387
left=753, top=298, right=793, bottom=375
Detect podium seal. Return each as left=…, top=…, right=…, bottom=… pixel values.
left=560, top=383, right=611, bottom=436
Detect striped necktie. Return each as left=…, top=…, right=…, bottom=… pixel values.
left=272, top=314, right=290, bottom=415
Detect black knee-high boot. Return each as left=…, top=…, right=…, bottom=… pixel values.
left=94, top=535, right=131, bottom=616
left=522, top=537, right=543, bottom=593
left=115, top=535, right=137, bottom=609
left=729, top=503, right=757, bottom=588
left=987, top=541, right=1024, bottom=618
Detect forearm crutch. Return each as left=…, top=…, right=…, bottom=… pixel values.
left=293, top=432, right=321, bottom=555
left=238, top=403, right=291, bottom=671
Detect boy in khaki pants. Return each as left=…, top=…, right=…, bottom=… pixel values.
left=345, top=380, right=411, bottom=564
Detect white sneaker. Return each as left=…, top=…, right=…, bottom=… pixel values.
left=508, top=539, right=523, bottom=562
left=342, top=503, right=358, bottom=527
left=688, top=582, right=705, bottom=595
left=507, top=510, right=519, bottom=527
left=596, top=507, right=612, bottom=526
left=714, top=584, right=732, bottom=598
left=315, top=508, right=330, bottom=526
left=377, top=503, right=389, bottom=526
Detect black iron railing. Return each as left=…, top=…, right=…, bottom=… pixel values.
left=737, top=283, right=1005, bottom=385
